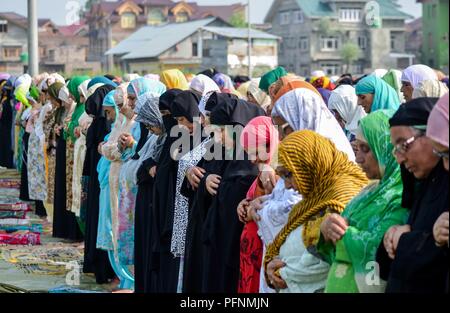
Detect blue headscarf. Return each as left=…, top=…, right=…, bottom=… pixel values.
left=127, top=78, right=167, bottom=98
left=88, top=76, right=117, bottom=89
left=102, top=90, right=119, bottom=124
left=355, top=75, right=400, bottom=112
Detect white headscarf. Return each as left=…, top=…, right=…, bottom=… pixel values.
left=372, top=69, right=388, bottom=78
left=123, top=73, right=140, bottom=82
left=311, top=70, right=325, bottom=78
left=272, top=88, right=355, bottom=161
left=401, top=64, right=438, bottom=89
left=328, top=85, right=367, bottom=133
left=248, top=78, right=271, bottom=110
left=86, top=83, right=104, bottom=98
left=40, top=73, right=65, bottom=91
left=412, top=79, right=449, bottom=99
left=58, top=85, right=71, bottom=104
left=77, top=79, right=91, bottom=100
left=190, top=74, right=220, bottom=96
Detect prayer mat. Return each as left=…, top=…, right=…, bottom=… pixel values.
left=0, top=231, right=41, bottom=245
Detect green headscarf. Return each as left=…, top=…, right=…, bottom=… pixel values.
left=259, top=66, right=288, bottom=93
left=319, top=110, right=409, bottom=293
left=355, top=75, right=400, bottom=112
left=65, top=76, right=90, bottom=142
left=47, top=82, right=64, bottom=102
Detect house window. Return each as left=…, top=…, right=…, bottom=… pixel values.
left=390, top=34, right=395, bottom=51
left=279, top=11, right=290, bottom=25
left=0, top=20, right=7, bottom=33
left=3, top=47, right=22, bottom=59
left=320, top=63, right=341, bottom=76
left=299, top=37, right=309, bottom=51
left=176, top=11, right=189, bottom=23
left=293, top=10, right=304, bottom=24
left=352, top=64, right=363, bottom=74
left=203, top=48, right=211, bottom=57
left=320, top=36, right=339, bottom=51
left=121, top=12, right=136, bottom=29
left=358, top=36, right=367, bottom=49
left=48, top=49, right=55, bottom=61
left=148, top=9, right=165, bottom=25
left=192, top=42, right=198, bottom=57
left=339, top=9, right=361, bottom=22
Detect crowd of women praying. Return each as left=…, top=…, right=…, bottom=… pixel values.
left=0, top=64, right=448, bottom=293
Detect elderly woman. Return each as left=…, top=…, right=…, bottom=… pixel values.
left=355, top=75, right=400, bottom=113
left=401, top=64, right=438, bottom=101
left=264, top=130, right=368, bottom=293
left=318, top=110, right=409, bottom=293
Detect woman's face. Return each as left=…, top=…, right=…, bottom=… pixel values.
left=357, top=93, right=374, bottom=113
left=401, top=81, right=414, bottom=101
left=332, top=109, right=346, bottom=129
left=39, top=91, right=47, bottom=104
left=80, top=95, right=86, bottom=104
left=103, top=106, right=116, bottom=122
left=276, top=165, right=298, bottom=190
left=127, top=93, right=137, bottom=110
left=247, top=92, right=258, bottom=105
left=354, top=139, right=382, bottom=180
left=176, top=116, right=194, bottom=134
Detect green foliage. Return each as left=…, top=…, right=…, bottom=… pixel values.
left=340, top=42, right=362, bottom=72
left=229, top=11, right=248, bottom=28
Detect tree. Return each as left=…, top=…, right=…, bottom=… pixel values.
left=340, top=42, right=362, bottom=73
left=229, top=11, right=248, bottom=28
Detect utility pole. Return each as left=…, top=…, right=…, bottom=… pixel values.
left=247, top=0, right=252, bottom=78
left=27, top=0, right=39, bottom=76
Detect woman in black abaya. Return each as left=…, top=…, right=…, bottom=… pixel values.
left=82, top=84, right=116, bottom=284
left=152, top=90, right=200, bottom=293
left=201, top=96, right=265, bottom=293
left=0, top=79, right=15, bottom=169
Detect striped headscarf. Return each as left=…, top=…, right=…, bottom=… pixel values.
left=264, top=130, right=367, bottom=274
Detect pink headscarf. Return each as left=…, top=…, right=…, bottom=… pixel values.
left=427, top=92, right=449, bottom=148
left=240, top=116, right=279, bottom=198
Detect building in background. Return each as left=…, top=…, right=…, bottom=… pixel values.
left=86, top=0, right=245, bottom=71
left=0, top=12, right=100, bottom=76
left=106, top=17, right=279, bottom=75
left=405, top=17, right=422, bottom=64
left=417, top=0, right=449, bottom=73
left=0, top=12, right=29, bottom=74
left=264, top=0, right=414, bottom=76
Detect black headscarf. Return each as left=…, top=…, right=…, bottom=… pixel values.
left=210, top=97, right=265, bottom=127
left=205, top=92, right=238, bottom=113
left=233, top=75, right=250, bottom=85
left=85, top=85, right=115, bottom=118
left=389, top=97, right=439, bottom=127
left=159, top=89, right=183, bottom=132
left=170, top=91, right=201, bottom=123
left=389, top=97, right=439, bottom=209
left=197, top=68, right=218, bottom=79
left=85, top=85, right=115, bottom=149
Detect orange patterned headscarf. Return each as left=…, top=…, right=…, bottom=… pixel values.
left=273, top=77, right=322, bottom=104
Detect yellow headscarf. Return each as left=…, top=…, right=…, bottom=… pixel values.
left=264, top=130, right=367, bottom=273
left=160, top=69, right=189, bottom=90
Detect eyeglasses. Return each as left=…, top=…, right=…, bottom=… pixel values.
left=392, top=135, right=422, bottom=157
left=433, top=148, right=449, bottom=160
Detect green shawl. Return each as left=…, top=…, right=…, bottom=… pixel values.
left=259, top=66, right=288, bottom=93
left=318, top=109, right=409, bottom=292
left=65, top=76, right=90, bottom=142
